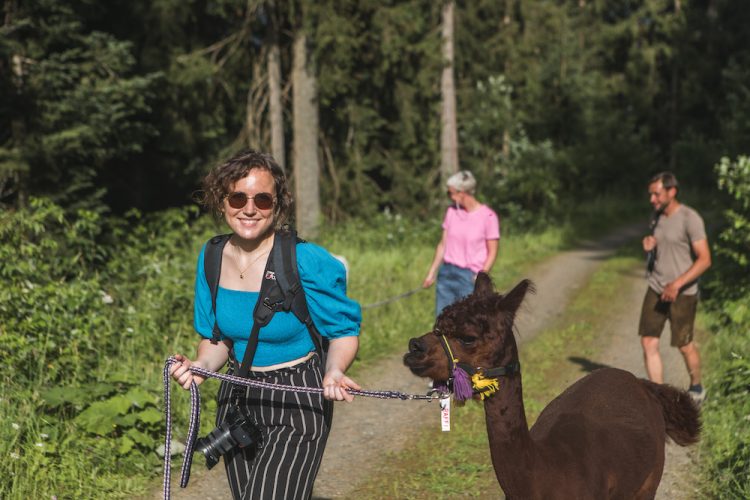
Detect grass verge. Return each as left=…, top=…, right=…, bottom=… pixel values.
left=697, top=309, right=750, bottom=498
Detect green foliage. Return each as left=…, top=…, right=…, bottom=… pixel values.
left=1, top=1, right=160, bottom=209
left=311, top=0, right=443, bottom=219
left=699, top=154, right=750, bottom=498
left=3, top=0, right=745, bottom=217
left=0, top=198, right=108, bottom=386
left=716, top=155, right=750, bottom=287
left=709, top=156, right=750, bottom=300
left=700, top=315, right=750, bottom=499
left=0, top=198, right=217, bottom=498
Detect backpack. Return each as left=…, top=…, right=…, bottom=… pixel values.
left=203, top=229, right=327, bottom=378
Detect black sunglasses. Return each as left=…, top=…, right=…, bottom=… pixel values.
left=225, top=191, right=275, bottom=210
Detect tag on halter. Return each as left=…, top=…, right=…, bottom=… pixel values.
left=439, top=396, right=451, bottom=432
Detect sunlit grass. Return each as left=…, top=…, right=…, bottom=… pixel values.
left=698, top=309, right=750, bottom=499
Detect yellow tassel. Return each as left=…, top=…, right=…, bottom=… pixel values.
left=471, top=373, right=500, bottom=400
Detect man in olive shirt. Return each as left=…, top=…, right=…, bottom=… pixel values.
left=639, top=172, right=711, bottom=406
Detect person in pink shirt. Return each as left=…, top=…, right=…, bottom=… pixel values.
left=422, top=170, right=500, bottom=315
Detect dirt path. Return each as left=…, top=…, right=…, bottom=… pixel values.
left=154, top=225, right=699, bottom=499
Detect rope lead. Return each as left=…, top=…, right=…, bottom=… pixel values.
left=161, top=356, right=446, bottom=499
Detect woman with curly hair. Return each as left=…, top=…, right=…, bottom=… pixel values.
left=169, top=149, right=361, bottom=499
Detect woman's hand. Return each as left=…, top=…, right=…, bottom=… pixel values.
left=169, top=354, right=207, bottom=390
left=323, top=336, right=359, bottom=402
left=322, top=368, right=361, bottom=402
left=169, top=339, right=230, bottom=390
left=424, top=231, right=447, bottom=288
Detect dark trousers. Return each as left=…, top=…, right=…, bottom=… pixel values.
left=216, top=354, right=332, bottom=500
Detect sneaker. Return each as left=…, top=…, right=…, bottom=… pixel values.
left=688, top=385, right=706, bottom=407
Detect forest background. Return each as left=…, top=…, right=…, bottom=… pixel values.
left=1, top=1, right=749, bottom=498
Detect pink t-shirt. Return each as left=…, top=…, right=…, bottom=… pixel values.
left=442, top=204, right=500, bottom=273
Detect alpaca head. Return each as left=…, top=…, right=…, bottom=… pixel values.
left=404, top=275, right=533, bottom=390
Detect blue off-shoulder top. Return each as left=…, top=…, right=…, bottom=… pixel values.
left=193, top=240, right=361, bottom=366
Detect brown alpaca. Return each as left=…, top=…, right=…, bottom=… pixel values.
left=404, top=274, right=700, bottom=500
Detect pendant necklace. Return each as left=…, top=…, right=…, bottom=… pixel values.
left=234, top=243, right=269, bottom=279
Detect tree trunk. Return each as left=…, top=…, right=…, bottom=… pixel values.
left=268, top=42, right=285, bottom=170
left=292, top=32, right=320, bottom=238
left=245, top=53, right=266, bottom=150
left=440, top=1, right=459, bottom=186
left=5, top=0, right=26, bottom=206
left=669, top=0, right=681, bottom=169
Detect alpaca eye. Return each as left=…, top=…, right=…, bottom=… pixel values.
left=458, top=337, right=477, bottom=346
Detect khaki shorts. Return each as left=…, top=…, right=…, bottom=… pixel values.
left=638, top=288, right=698, bottom=347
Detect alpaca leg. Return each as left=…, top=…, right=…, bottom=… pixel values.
left=632, top=467, right=662, bottom=500
left=641, top=336, right=663, bottom=383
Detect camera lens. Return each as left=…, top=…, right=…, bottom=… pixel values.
left=195, top=425, right=236, bottom=470
left=193, top=406, right=263, bottom=469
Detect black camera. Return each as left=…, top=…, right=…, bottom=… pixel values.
left=194, top=405, right=263, bottom=469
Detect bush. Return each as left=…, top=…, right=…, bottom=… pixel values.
left=699, top=155, right=750, bottom=498
left=0, top=198, right=217, bottom=498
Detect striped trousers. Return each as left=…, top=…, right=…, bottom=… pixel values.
left=215, top=354, right=332, bottom=500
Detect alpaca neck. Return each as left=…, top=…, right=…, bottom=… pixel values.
left=484, top=373, right=539, bottom=496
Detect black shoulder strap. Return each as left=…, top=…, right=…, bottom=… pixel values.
left=236, top=229, right=326, bottom=378
left=204, top=234, right=232, bottom=344
left=649, top=209, right=663, bottom=235
left=277, top=230, right=328, bottom=361
left=646, top=210, right=663, bottom=274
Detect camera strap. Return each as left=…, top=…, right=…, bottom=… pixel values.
left=646, top=209, right=663, bottom=274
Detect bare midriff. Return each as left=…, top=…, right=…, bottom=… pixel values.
left=250, top=351, right=315, bottom=372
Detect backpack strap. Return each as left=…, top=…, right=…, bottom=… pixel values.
left=273, top=230, right=332, bottom=428
left=275, top=230, right=328, bottom=364
left=204, top=234, right=232, bottom=345
left=235, top=228, right=327, bottom=377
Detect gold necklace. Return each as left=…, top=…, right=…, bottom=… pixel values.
left=233, top=243, right=269, bottom=279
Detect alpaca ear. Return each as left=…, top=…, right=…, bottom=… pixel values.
left=473, top=272, right=494, bottom=296
left=500, top=279, right=534, bottom=315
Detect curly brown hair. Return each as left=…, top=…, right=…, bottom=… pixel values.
left=199, top=150, right=292, bottom=228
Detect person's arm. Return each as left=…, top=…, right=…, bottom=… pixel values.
left=170, top=338, right=230, bottom=390
left=423, top=230, right=447, bottom=288
left=660, top=239, right=712, bottom=302
left=296, top=242, right=362, bottom=402
left=481, top=239, right=499, bottom=273
left=323, top=336, right=361, bottom=402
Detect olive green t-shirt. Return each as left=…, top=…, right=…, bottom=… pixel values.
left=648, top=204, right=706, bottom=296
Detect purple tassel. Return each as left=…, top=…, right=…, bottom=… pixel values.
left=452, top=365, right=474, bottom=401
